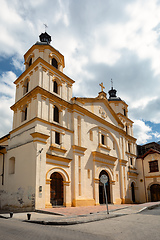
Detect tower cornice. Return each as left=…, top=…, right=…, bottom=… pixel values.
left=14, top=57, right=75, bottom=85
left=24, top=44, right=65, bottom=68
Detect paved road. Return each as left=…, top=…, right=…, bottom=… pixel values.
left=0, top=218, right=108, bottom=240
left=64, top=206, right=160, bottom=240
left=0, top=207, right=160, bottom=240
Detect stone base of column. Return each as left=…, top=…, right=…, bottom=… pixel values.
left=45, top=203, right=52, bottom=208
left=72, top=199, right=95, bottom=207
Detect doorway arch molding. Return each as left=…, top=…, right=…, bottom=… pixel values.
left=98, top=168, right=113, bottom=204
left=46, top=167, right=70, bottom=183
left=95, top=166, right=113, bottom=181
left=147, top=181, right=160, bottom=202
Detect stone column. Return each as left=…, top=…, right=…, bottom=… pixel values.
left=45, top=179, right=52, bottom=208
left=63, top=181, right=71, bottom=207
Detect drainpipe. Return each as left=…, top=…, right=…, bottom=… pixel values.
left=142, top=158, right=147, bottom=202
left=0, top=152, right=5, bottom=185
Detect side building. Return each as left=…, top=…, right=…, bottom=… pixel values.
left=137, top=142, right=160, bottom=202
left=0, top=32, right=137, bottom=211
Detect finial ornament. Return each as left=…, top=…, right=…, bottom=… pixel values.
left=99, top=82, right=105, bottom=92
left=111, top=78, right=113, bottom=89
left=44, top=23, right=48, bottom=32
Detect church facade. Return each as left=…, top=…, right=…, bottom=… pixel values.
left=0, top=32, right=138, bottom=211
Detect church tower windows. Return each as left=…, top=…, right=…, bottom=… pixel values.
left=22, top=105, right=28, bottom=122
left=101, top=134, right=105, bottom=145
left=23, top=78, right=29, bottom=95
left=55, top=131, right=60, bottom=145
left=53, top=81, right=58, bottom=94
left=52, top=58, right=58, bottom=69
left=28, top=58, right=32, bottom=67
left=54, top=106, right=59, bottom=123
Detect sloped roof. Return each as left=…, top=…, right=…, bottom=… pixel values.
left=137, top=148, right=160, bottom=159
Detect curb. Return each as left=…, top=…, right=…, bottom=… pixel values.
left=137, top=203, right=160, bottom=213
left=35, top=209, right=65, bottom=216
left=23, top=213, right=126, bottom=225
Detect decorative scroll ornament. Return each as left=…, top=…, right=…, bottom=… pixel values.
left=99, top=107, right=107, bottom=119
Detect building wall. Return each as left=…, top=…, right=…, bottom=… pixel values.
left=137, top=152, right=160, bottom=203
left=0, top=35, right=139, bottom=210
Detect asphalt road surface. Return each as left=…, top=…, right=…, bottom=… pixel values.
left=0, top=207, right=160, bottom=240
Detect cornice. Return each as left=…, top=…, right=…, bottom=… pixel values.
left=72, top=145, right=87, bottom=154
left=10, top=86, right=72, bottom=111
left=46, top=153, right=72, bottom=163
left=24, top=44, right=65, bottom=67
left=117, top=112, right=134, bottom=124
left=72, top=103, right=136, bottom=142
left=50, top=144, right=67, bottom=154
left=10, top=116, right=73, bottom=135
left=72, top=97, right=124, bottom=128
left=30, top=132, right=50, bottom=140
left=119, top=159, right=128, bottom=165
left=14, top=57, right=74, bottom=85
left=92, top=151, right=117, bottom=163
left=0, top=134, right=10, bottom=144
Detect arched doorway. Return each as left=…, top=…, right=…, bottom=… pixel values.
left=131, top=182, right=136, bottom=203
left=99, top=170, right=111, bottom=204
left=50, top=172, right=63, bottom=206
left=150, top=184, right=160, bottom=202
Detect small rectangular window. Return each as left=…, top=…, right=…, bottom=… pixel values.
left=88, top=169, right=90, bottom=179
left=90, top=131, right=93, bottom=141
left=149, top=160, right=159, bottom=172
left=101, top=134, right=105, bottom=145
left=9, top=158, right=15, bottom=174
left=128, top=143, right=131, bottom=153
left=130, top=158, right=133, bottom=165
left=55, top=132, right=60, bottom=145
left=113, top=141, right=115, bottom=150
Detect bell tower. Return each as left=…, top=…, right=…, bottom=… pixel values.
left=10, top=32, right=74, bottom=131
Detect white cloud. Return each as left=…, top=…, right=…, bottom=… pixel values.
left=0, top=71, right=16, bottom=136
left=0, top=0, right=160, bottom=144
left=133, top=120, right=152, bottom=144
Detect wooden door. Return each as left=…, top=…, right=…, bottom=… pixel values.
left=150, top=184, right=160, bottom=202
left=50, top=172, right=63, bottom=206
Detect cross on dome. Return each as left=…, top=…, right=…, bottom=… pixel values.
left=99, top=82, right=105, bottom=92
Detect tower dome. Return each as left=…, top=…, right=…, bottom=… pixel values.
left=39, top=32, right=52, bottom=44
left=108, top=87, right=121, bottom=101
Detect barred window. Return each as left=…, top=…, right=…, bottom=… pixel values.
left=149, top=160, right=159, bottom=172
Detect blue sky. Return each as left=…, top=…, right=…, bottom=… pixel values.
left=1, top=0, right=160, bottom=145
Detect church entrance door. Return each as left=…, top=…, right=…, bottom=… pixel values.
left=150, top=184, right=160, bottom=202
left=50, top=172, right=63, bottom=206
left=131, top=182, right=136, bottom=203
left=99, top=170, right=111, bottom=204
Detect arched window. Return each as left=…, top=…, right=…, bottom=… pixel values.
left=23, top=78, right=29, bottom=95
left=53, top=81, right=58, bottom=94
left=29, top=58, right=32, bottom=67
left=54, top=106, right=59, bottom=123
left=52, top=58, right=58, bottom=69
left=22, top=105, right=28, bottom=122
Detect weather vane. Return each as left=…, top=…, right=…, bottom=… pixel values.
left=44, top=23, right=48, bottom=32
left=111, top=78, right=113, bottom=88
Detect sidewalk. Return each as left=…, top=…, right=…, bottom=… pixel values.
left=0, top=202, right=160, bottom=225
